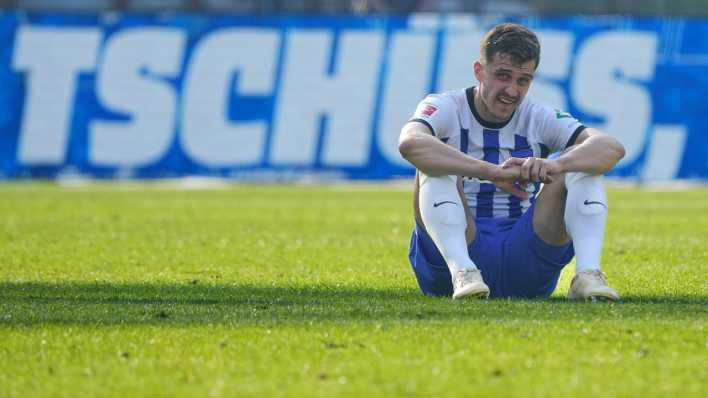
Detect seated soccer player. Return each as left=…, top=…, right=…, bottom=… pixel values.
left=398, top=23, right=625, bottom=300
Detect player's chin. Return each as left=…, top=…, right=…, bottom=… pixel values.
left=493, top=101, right=517, bottom=119
left=492, top=106, right=515, bottom=121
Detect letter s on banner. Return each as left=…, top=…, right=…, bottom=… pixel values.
left=572, top=31, right=658, bottom=167
left=90, top=28, right=186, bottom=167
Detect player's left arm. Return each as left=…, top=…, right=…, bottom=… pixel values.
left=505, top=128, right=625, bottom=183
left=553, top=127, right=626, bottom=175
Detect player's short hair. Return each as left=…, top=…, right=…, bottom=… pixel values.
left=480, top=23, right=540, bottom=70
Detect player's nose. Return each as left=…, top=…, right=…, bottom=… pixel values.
left=505, top=83, right=520, bottom=98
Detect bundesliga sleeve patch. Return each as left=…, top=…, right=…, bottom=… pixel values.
left=421, top=104, right=438, bottom=117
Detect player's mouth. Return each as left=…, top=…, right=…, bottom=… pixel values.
left=497, top=95, right=518, bottom=106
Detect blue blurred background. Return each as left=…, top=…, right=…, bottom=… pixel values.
left=0, top=1, right=706, bottom=181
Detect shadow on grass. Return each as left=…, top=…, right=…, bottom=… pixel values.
left=0, top=281, right=705, bottom=326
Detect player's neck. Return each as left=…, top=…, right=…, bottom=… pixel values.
left=469, top=86, right=513, bottom=129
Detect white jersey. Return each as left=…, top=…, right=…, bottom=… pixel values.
left=410, top=86, right=585, bottom=219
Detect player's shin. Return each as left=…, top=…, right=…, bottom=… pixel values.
left=418, top=173, right=477, bottom=274
left=564, top=172, right=607, bottom=272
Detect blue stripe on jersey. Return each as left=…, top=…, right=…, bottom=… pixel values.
left=540, top=143, right=550, bottom=158
left=460, top=128, right=469, bottom=152
left=508, top=135, right=532, bottom=219
left=511, top=135, right=533, bottom=158
left=477, top=129, right=500, bottom=218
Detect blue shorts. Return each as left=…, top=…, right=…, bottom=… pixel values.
left=408, top=203, right=575, bottom=298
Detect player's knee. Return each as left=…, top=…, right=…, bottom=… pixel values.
left=419, top=173, right=456, bottom=187
left=565, top=171, right=604, bottom=187
left=423, top=195, right=466, bottom=226
left=419, top=174, right=466, bottom=226
left=565, top=172, right=607, bottom=215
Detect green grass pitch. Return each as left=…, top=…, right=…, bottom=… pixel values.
left=0, top=182, right=706, bottom=397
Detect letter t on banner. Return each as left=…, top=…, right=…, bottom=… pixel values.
left=12, top=27, right=101, bottom=165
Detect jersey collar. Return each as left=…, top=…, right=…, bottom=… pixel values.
left=466, top=86, right=515, bottom=130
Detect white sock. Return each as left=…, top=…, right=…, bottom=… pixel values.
left=418, top=173, right=477, bottom=274
left=564, top=172, right=607, bottom=273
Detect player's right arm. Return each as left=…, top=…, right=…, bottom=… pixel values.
left=398, top=98, right=526, bottom=198
left=398, top=122, right=490, bottom=177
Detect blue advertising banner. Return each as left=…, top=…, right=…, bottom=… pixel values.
left=0, top=12, right=706, bottom=180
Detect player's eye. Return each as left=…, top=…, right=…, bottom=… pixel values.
left=496, top=72, right=511, bottom=81
left=518, top=78, right=530, bottom=86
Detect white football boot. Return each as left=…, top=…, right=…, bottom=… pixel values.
left=452, top=268, right=490, bottom=299
left=568, top=270, right=620, bottom=302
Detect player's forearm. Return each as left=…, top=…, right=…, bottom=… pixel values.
left=399, top=130, right=494, bottom=179
left=556, top=130, right=625, bottom=174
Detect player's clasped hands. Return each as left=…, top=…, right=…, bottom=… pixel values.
left=503, top=156, right=562, bottom=183
left=490, top=161, right=528, bottom=199
left=492, top=157, right=563, bottom=198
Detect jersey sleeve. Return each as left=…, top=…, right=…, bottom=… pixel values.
left=408, top=94, right=457, bottom=140
left=536, top=105, right=586, bottom=153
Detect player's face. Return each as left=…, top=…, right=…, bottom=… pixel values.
left=474, top=53, right=535, bottom=122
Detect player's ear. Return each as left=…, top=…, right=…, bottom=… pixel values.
left=473, top=61, right=482, bottom=81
